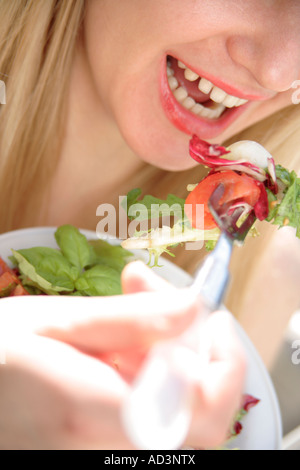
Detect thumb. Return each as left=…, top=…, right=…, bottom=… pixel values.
left=121, top=261, right=175, bottom=294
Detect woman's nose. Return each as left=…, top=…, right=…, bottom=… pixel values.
left=227, top=24, right=300, bottom=93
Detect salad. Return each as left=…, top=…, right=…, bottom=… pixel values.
left=229, top=395, right=260, bottom=442
left=0, top=225, right=133, bottom=298
left=122, top=135, right=300, bottom=266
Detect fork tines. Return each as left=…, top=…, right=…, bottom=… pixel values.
left=208, top=184, right=256, bottom=242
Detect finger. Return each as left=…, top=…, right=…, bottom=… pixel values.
left=98, top=348, right=149, bottom=384
left=185, top=312, right=247, bottom=449
left=122, top=260, right=174, bottom=294
left=2, top=334, right=133, bottom=449
left=0, top=289, right=198, bottom=353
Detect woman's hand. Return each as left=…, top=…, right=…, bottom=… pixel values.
left=0, top=261, right=246, bottom=450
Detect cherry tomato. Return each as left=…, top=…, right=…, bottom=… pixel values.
left=0, top=257, right=29, bottom=297
left=185, top=170, right=261, bottom=230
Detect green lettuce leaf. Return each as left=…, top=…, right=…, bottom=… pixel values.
left=275, top=164, right=294, bottom=187
left=55, top=225, right=96, bottom=270
left=12, top=248, right=79, bottom=295
left=267, top=165, right=300, bottom=238
left=205, top=240, right=218, bottom=252
left=88, top=239, right=133, bottom=273
left=123, top=188, right=186, bottom=221
left=75, top=265, right=122, bottom=296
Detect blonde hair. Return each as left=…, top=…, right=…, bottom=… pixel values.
left=0, top=0, right=85, bottom=232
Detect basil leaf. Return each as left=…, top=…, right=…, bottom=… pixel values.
left=55, top=225, right=96, bottom=270
left=68, top=291, right=87, bottom=297
left=89, top=239, right=132, bottom=272
left=123, top=189, right=185, bottom=221
left=12, top=248, right=79, bottom=294
left=124, top=188, right=143, bottom=209
left=75, top=265, right=122, bottom=296
left=17, top=274, right=45, bottom=296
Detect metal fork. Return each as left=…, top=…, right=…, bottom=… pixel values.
left=193, top=183, right=257, bottom=311
left=122, top=184, right=257, bottom=450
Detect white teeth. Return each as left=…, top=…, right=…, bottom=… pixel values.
left=168, top=76, right=178, bottom=91
left=198, top=78, right=214, bottom=94
left=173, top=86, right=188, bottom=102
left=191, top=103, right=205, bottom=115
left=195, top=105, right=211, bottom=118
left=178, top=61, right=186, bottom=69
left=210, top=86, right=228, bottom=104
left=182, top=96, right=196, bottom=110
left=184, top=68, right=199, bottom=81
left=210, top=89, right=249, bottom=108
left=166, top=66, right=174, bottom=77
left=209, top=89, right=248, bottom=107
left=167, top=59, right=248, bottom=119
left=191, top=102, right=226, bottom=119
left=222, top=95, right=240, bottom=108
left=236, top=98, right=248, bottom=106
left=211, top=104, right=226, bottom=118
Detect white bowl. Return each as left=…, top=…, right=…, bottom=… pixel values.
left=0, top=227, right=283, bottom=450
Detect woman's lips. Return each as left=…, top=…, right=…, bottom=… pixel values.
left=159, top=56, right=252, bottom=140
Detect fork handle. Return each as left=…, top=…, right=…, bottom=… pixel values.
left=191, top=232, right=233, bottom=309
left=122, top=299, right=212, bottom=450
